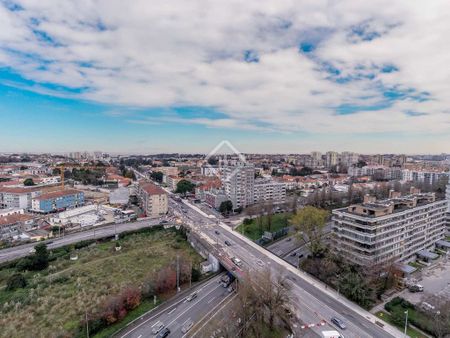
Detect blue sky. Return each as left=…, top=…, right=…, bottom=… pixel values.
left=0, top=1, right=449, bottom=154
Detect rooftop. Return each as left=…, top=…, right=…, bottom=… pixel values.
left=139, top=181, right=167, bottom=195
left=0, top=213, right=34, bottom=226
left=34, top=189, right=83, bottom=201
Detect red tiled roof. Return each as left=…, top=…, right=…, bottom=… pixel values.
left=0, top=213, right=34, bottom=226
left=139, top=181, right=166, bottom=195
left=0, top=186, right=43, bottom=194
left=33, top=189, right=82, bottom=201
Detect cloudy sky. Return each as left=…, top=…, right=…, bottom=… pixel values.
left=0, top=0, right=449, bottom=154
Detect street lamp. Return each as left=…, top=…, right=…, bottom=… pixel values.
left=404, top=309, right=408, bottom=337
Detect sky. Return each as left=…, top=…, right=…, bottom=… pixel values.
left=0, top=0, right=449, bottom=154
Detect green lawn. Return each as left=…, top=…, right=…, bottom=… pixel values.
left=236, top=212, right=291, bottom=240
left=0, top=228, right=203, bottom=338
left=375, top=311, right=428, bottom=338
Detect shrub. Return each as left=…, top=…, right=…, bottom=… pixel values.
left=6, top=273, right=27, bottom=291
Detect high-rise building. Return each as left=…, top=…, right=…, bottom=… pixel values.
left=325, top=151, right=339, bottom=168
left=340, top=152, right=359, bottom=167
left=446, top=180, right=450, bottom=234
left=137, top=181, right=168, bottom=218
left=331, top=188, right=447, bottom=266
left=223, top=163, right=255, bottom=209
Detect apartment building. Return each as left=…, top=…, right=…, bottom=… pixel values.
left=223, top=164, right=255, bottom=209
left=402, top=169, right=448, bottom=186
left=0, top=186, right=43, bottom=209
left=253, top=178, right=287, bottom=205
left=31, top=189, right=85, bottom=213
left=340, top=152, right=359, bottom=167
left=331, top=188, right=447, bottom=266
left=446, top=181, right=450, bottom=234
left=137, top=181, right=168, bottom=218
left=326, top=151, right=339, bottom=168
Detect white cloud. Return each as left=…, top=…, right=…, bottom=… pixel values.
left=0, top=0, right=449, bottom=145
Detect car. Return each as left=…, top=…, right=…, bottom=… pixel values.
left=151, top=321, right=164, bottom=334
left=181, top=319, right=194, bottom=333
left=215, top=230, right=220, bottom=235
left=331, top=317, right=346, bottom=330
left=231, top=257, right=242, bottom=266
left=159, top=220, right=169, bottom=224
left=224, top=240, right=232, bottom=246
left=156, top=327, right=171, bottom=338
left=290, top=252, right=297, bottom=257
left=186, top=292, right=198, bottom=302
left=286, top=237, right=292, bottom=242
left=298, top=253, right=304, bottom=258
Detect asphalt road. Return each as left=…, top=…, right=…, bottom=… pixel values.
left=168, top=196, right=402, bottom=338
left=116, top=273, right=235, bottom=338
left=0, top=218, right=163, bottom=264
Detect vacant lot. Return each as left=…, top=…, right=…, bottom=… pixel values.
left=0, top=227, right=203, bottom=338
left=236, top=213, right=291, bottom=240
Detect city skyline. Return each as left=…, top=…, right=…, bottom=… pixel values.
left=1, top=1, right=449, bottom=153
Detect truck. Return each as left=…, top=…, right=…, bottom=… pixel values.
left=321, top=330, right=345, bottom=338
left=220, top=272, right=235, bottom=288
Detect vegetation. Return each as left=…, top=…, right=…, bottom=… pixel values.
left=375, top=311, right=425, bottom=338
left=290, top=206, right=328, bottom=257
left=68, top=168, right=106, bottom=186
left=16, top=243, right=49, bottom=271
left=0, top=227, right=203, bottom=338
left=219, top=200, right=233, bottom=214
left=150, top=171, right=164, bottom=183
left=175, top=179, right=195, bottom=195
left=237, top=212, right=291, bottom=241
left=23, top=178, right=35, bottom=186
left=6, top=273, right=27, bottom=291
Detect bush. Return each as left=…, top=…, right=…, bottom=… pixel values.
left=191, top=267, right=201, bottom=282
left=6, top=273, right=27, bottom=291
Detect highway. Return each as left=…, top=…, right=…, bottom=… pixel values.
left=0, top=218, right=163, bottom=264
left=167, top=195, right=403, bottom=338
left=116, top=273, right=235, bottom=338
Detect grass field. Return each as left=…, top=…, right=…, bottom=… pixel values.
left=375, top=311, right=427, bottom=338
left=0, top=228, right=203, bottom=338
left=236, top=212, right=291, bottom=240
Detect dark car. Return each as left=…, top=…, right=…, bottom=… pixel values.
left=156, top=327, right=171, bottom=338
left=290, top=252, right=297, bottom=257
left=331, top=317, right=346, bottom=329
left=215, top=230, right=220, bottom=235
left=224, top=240, right=232, bottom=246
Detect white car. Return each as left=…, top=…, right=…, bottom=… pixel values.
left=181, top=319, right=194, bottom=333
left=231, top=257, right=242, bottom=266
left=151, top=321, right=164, bottom=334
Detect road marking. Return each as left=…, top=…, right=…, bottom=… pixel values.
left=207, top=296, right=216, bottom=304
left=137, top=335, right=142, bottom=338
left=167, top=307, right=177, bottom=315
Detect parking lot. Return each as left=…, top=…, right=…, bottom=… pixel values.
left=401, top=256, right=450, bottom=305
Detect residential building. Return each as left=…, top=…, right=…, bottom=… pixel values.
left=0, top=213, right=36, bottom=241
left=0, top=186, right=43, bottom=209
left=446, top=181, right=450, bottom=234
left=253, top=178, right=287, bottom=205
left=223, top=163, right=255, bottom=209
left=326, top=151, right=339, bottom=168
left=137, top=181, right=168, bottom=218
left=31, top=190, right=85, bottom=213
left=340, top=152, right=359, bottom=167
left=166, top=175, right=183, bottom=191
left=331, top=188, right=447, bottom=266
left=401, top=169, right=448, bottom=186
left=204, top=190, right=228, bottom=209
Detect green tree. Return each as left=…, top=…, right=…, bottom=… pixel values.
left=290, top=206, right=328, bottom=257
left=6, top=273, right=27, bottom=290
left=175, top=179, right=195, bottom=195
left=219, top=200, right=233, bottom=214
left=150, top=171, right=164, bottom=183
left=32, top=243, right=49, bottom=270
left=23, top=178, right=35, bottom=186
left=338, top=269, right=374, bottom=308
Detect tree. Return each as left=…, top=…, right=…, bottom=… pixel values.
left=338, top=268, right=374, bottom=308
left=219, top=200, right=233, bottom=214
left=150, top=171, right=163, bottom=183
left=290, top=206, right=328, bottom=257
left=6, top=273, right=27, bottom=290
left=175, top=179, right=195, bottom=195
left=23, top=178, right=35, bottom=186
left=32, top=243, right=49, bottom=270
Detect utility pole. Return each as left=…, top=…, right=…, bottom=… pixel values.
left=85, top=308, right=89, bottom=338
left=176, top=255, right=180, bottom=292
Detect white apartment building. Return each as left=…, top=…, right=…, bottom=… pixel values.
left=326, top=151, right=339, bottom=168
left=253, top=179, right=287, bottom=205
left=223, top=164, right=255, bottom=209
left=340, top=152, right=359, bottom=167
left=446, top=181, right=450, bottom=234
left=401, top=169, right=448, bottom=186
left=0, top=187, right=42, bottom=209
left=137, top=181, right=168, bottom=218
left=332, top=188, right=447, bottom=266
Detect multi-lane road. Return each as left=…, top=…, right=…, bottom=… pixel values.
left=0, top=218, right=163, bottom=264
left=115, top=273, right=236, bottom=338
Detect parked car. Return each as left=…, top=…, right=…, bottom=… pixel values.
left=331, top=317, right=346, bottom=330
left=156, top=327, right=170, bottom=338
left=290, top=252, right=297, bottom=257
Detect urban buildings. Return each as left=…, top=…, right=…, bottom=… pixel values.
left=253, top=178, right=287, bottom=204
left=446, top=181, right=450, bottom=234
left=331, top=188, right=447, bottom=266
left=0, top=186, right=43, bottom=209
left=326, top=151, right=339, bottom=168
left=223, top=163, right=255, bottom=209
left=31, top=189, right=85, bottom=213
left=137, top=181, right=168, bottom=218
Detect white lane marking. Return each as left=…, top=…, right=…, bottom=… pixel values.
left=119, top=274, right=224, bottom=338
left=137, top=335, right=142, bottom=338
left=167, top=307, right=177, bottom=315
left=207, top=296, right=216, bottom=304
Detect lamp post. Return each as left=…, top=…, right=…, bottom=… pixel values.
left=404, top=310, right=408, bottom=337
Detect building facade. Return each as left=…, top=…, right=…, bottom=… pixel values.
left=31, top=190, right=85, bottom=213
left=253, top=179, right=287, bottom=205
left=331, top=188, right=447, bottom=266
left=137, top=181, right=168, bottom=218
left=0, top=187, right=42, bottom=209
left=223, top=164, right=255, bottom=209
